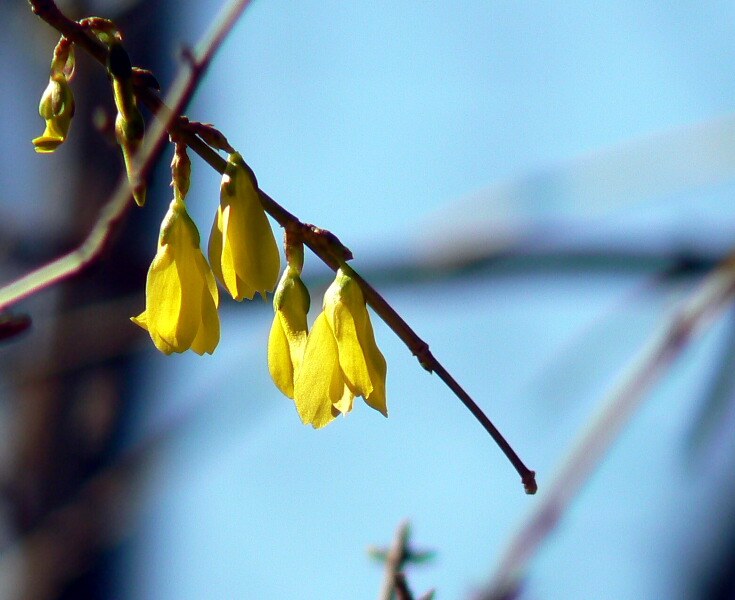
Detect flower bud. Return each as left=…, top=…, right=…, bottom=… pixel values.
left=33, top=38, right=76, bottom=153
left=171, top=142, right=192, bottom=201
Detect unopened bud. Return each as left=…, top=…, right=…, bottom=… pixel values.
left=32, top=73, right=75, bottom=153
left=171, top=143, right=192, bottom=201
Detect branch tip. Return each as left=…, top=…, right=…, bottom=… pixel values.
left=522, top=471, right=537, bottom=495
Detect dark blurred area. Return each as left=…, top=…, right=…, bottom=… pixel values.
left=0, top=1, right=171, bottom=597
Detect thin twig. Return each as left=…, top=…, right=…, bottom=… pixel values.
left=372, top=520, right=435, bottom=600
left=348, top=267, right=536, bottom=494
left=13, top=0, right=536, bottom=493
left=377, top=521, right=412, bottom=600
left=393, top=573, right=415, bottom=600
left=480, top=252, right=735, bottom=599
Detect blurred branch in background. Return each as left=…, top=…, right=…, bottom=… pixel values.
left=479, top=250, right=735, bottom=599
left=416, top=114, right=735, bottom=272
left=370, top=521, right=435, bottom=600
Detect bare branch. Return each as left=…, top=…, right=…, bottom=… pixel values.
left=372, top=521, right=435, bottom=600
left=376, top=521, right=412, bottom=600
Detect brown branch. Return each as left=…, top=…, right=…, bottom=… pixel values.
left=480, top=251, right=735, bottom=599
left=20, top=0, right=536, bottom=493
left=393, top=573, right=415, bottom=600
left=372, top=521, right=435, bottom=600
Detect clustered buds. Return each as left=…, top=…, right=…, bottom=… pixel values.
left=33, top=37, right=75, bottom=153
left=32, top=20, right=146, bottom=206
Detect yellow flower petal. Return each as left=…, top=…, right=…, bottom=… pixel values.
left=276, top=272, right=309, bottom=369
left=294, top=312, right=346, bottom=428
left=146, top=246, right=200, bottom=353
left=357, top=310, right=388, bottom=416
left=131, top=311, right=147, bottom=329
left=190, top=253, right=220, bottom=355
left=208, top=205, right=226, bottom=286
left=268, top=315, right=295, bottom=397
left=325, top=275, right=373, bottom=398
left=32, top=130, right=64, bottom=153
left=332, top=387, right=355, bottom=415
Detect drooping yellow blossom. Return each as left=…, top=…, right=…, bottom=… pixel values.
left=209, top=153, right=280, bottom=300
left=132, top=197, right=220, bottom=355
left=268, top=249, right=310, bottom=398
left=33, top=39, right=75, bottom=153
left=294, top=268, right=387, bottom=428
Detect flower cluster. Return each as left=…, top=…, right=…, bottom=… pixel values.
left=30, top=23, right=388, bottom=429
left=130, top=145, right=387, bottom=427
left=269, top=260, right=387, bottom=428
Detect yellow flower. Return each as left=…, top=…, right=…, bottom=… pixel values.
left=132, top=198, right=220, bottom=355
left=32, top=74, right=75, bottom=153
left=268, top=265, right=310, bottom=398
left=209, top=153, right=280, bottom=300
left=294, top=268, right=387, bottom=428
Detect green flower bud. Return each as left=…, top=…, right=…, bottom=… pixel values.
left=32, top=74, right=75, bottom=153
left=32, top=37, right=75, bottom=153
